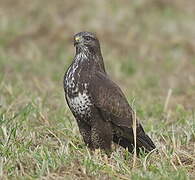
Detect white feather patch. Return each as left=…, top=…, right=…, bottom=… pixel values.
left=67, top=91, right=92, bottom=117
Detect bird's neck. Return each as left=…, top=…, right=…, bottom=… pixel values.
left=75, top=47, right=106, bottom=73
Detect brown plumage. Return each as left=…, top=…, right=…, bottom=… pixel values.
left=63, top=31, right=156, bottom=154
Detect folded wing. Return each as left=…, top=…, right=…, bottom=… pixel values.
left=90, top=71, right=156, bottom=153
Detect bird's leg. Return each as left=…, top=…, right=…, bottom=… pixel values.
left=113, top=134, right=134, bottom=153
left=77, top=120, right=94, bottom=149
left=93, top=149, right=111, bottom=160
left=91, top=117, right=112, bottom=153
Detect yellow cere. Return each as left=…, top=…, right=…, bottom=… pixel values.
left=75, top=36, right=81, bottom=41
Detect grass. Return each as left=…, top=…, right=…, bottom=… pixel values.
left=0, top=0, right=195, bottom=179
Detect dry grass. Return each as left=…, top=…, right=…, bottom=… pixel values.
left=0, top=0, right=195, bottom=179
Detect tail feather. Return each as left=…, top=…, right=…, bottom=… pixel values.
left=113, top=124, right=156, bottom=154
left=136, top=133, right=156, bottom=153
left=136, top=125, right=156, bottom=153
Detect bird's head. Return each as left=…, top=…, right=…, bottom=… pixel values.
left=74, top=32, right=100, bottom=54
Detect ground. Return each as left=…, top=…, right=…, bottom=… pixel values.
left=0, top=0, right=195, bottom=179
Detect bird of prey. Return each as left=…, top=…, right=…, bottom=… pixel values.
left=63, top=31, right=156, bottom=154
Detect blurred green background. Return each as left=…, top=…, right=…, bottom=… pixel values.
left=0, top=0, right=195, bottom=179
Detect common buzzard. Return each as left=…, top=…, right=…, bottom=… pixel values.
left=64, top=31, right=156, bottom=154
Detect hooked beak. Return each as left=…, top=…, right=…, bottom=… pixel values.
left=74, top=36, right=81, bottom=46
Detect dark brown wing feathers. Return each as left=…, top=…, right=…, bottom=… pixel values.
left=91, top=71, right=134, bottom=128
left=90, top=71, right=156, bottom=153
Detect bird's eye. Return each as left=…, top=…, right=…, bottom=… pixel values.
left=85, top=36, right=91, bottom=41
